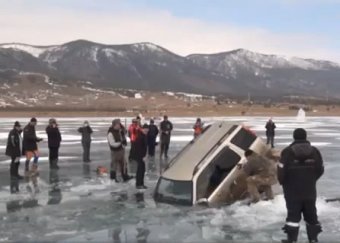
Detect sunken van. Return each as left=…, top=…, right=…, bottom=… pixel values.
left=153, top=121, right=269, bottom=206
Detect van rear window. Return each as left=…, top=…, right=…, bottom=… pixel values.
left=230, top=127, right=257, bottom=150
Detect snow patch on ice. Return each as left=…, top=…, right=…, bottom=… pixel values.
left=45, top=230, right=78, bottom=237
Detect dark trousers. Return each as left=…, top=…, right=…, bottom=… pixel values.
left=136, top=159, right=145, bottom=187
left=49, top=147, right=59, bottom=161
left=129, top=142, right=136, bottom=161
left=160, top=142, right=169, bottom=157
left=266, top=135, right=274, bottom=148
left=147, top=137, right=157, bottom=157
left=284, top=198, right=321, bottom=242
left=82, top=141, right=91, bottom=162
left=10, top=156, right=20, bottom=177
left=285, top=198, right=319, bottom=225
left=10, top=156, right=20, bottom=193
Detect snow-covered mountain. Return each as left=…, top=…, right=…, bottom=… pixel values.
left=1, top=40, right=340, bottom=99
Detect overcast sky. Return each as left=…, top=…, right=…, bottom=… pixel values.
left=1, top=0, right=339, bottom=62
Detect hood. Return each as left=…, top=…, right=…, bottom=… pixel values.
left=290, top=140, right=313, bottom=160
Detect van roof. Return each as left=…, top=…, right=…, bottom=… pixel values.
left=162, top=121, right=238, bottom=181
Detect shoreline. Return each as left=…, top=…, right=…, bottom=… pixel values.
left=1, top=104, right=339, bottom=118
left=0, top=109, right=339, bottom=118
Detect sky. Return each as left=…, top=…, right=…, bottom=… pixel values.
left=1, top=0, right=340, bottom=62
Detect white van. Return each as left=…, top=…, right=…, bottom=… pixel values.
left=153, top=121, right=269, bottom=206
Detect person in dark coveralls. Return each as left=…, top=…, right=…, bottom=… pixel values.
left=159, top=115, right=173, bottom=159
left=147, top=119, right=159, bottom=158
left=278, top=128, right=324, bottom=243
left=23, top=117, right=43, bottom=174
left=107, top=119, right=132, bottom=182
left=6, top=121, right=23, bottom=193
left=130, top=124, right=148, bottom=189
left=265, top=118, right=276, bottom=148
left=46, top=118, right=62, bottom=169
left=78, top=121, right=93, bottom=162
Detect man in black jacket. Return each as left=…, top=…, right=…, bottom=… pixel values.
left=107, top=119, right=131, bottom=182
left=147, top=119, right=159, bottom=158
left=6, top=121, right=23, bottom=193
left=46, top=118, right=62, bottom=169
left=265, top=118, right=276, bottom=148
left=278, top=128, right=324, bottom=243
left=130, top=124, right=148, bottom=189
left=78, top=121, right=93, bottom=162
left=23, top=118, right=43, bottom=174
left=160, top=115, right=173, bottom=159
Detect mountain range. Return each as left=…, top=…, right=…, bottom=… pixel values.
left=1, top=39, right=340, bottom=99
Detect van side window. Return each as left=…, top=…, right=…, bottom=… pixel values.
left=230, top=127, right=257, bottom=150
left=196, top=147, right=241, bottom=200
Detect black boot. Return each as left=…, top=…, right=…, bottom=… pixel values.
left=123, top=173, right=133, bottom=182
left=110, top=171, right=117, bottom=181
left=306, top=224, right=322, bottom=243
left=281, top=225, right=299, bottom=243
left=10, top=176, right=19, bottom=194
left=51, top=159, right=59, bottom=170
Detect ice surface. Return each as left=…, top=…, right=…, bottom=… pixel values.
left=0, top=116, right=340, bottom=242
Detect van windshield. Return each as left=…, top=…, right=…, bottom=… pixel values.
left=154, top=178, right=192, bottom=206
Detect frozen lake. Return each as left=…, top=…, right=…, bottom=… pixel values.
left=0, top=116, right=340, bottom=242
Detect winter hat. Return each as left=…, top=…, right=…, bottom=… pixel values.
left=49, top=118, right=56, bottom=124
left=14, top=121, right=21, bottom=127
left=142, top=124, right=149, bottom=129
left=30, top=117, right=37, bottom=123
left=112, top=119, right=120, bottom=125
left=293, top=128, right=307, bottom=140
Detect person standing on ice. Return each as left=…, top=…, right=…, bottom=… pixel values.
left=193, top=118, right=204, bottom=138
left=46, top=118, right=62, bottom=169
left=278, top=128, right=324, bottom=243
left=6, top=121, right=23, bottom=193
left=159, top=115, right=173, bottom=159
left=128, top=116, right=142, bottom=161
left=265, top=118, right=276, bottom=148
left=78, top=121, right=93, bottom=162
left=22, top=117, right=43, bottom=175
left=147, top=119, right=159, bottom=158
left=130, top=124, right=148, bottom=189
left=107, top=119, right=132, bottom=182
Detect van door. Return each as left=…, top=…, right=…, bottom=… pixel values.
left=194, top=146, right=241, bottom=203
